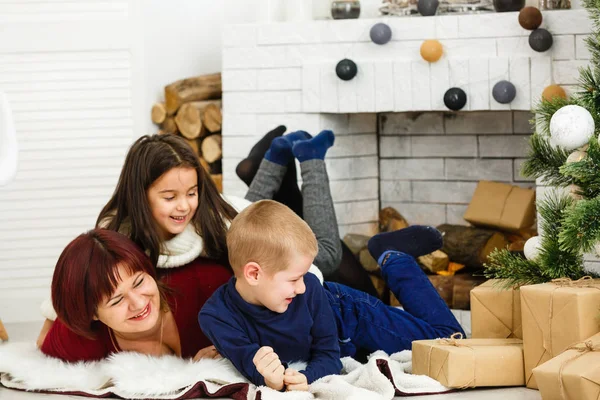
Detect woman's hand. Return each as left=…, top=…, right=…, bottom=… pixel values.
left=193, top=345, right=222, bottom=361
left=36, top=319, right=54, bottom=348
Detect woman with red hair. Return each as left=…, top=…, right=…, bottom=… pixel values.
left=41, top=229, right=222, bottom=361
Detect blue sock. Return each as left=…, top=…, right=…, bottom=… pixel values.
left=264, top=131, right=311, bottom=166
left=292, top=130, right=335, bottom=162
left=367, top=225, right=443, bottom=261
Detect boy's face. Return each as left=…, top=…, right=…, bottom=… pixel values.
left=254, top=252, right=313, bottom=313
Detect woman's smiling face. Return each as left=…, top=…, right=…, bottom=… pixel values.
left=95, top=264, right=161, bottom=334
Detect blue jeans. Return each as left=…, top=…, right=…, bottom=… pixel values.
left=324, top=251, right=464, bottom=357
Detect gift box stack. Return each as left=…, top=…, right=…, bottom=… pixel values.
left=413, top=276, right=600, bottom=396
left=411, top=181, right=600, bottom=399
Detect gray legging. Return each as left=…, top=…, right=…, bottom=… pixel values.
left=244, top=158, right=343, bottom=276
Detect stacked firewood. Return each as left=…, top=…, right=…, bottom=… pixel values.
left=151, top=73, right=223, bottom=192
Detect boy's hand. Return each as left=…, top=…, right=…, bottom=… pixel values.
left=193, top=345, right=221, bottom=361
left=253, top=346, right=285, bottom=391
left=284, top=368, right=309, bottom=391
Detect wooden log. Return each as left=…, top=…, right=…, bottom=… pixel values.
left=174, top=103, right=203, bottom=139
left=203, top=103, right=222, bottom=133
left=342, top=233, right=370, bottom=256
left=199, top=156, right=210, bottom=173
left=165, top=73, right=222, bottom=115
left=0, top=319, right=8, bottom=341
left=151, top=103, right=167, bottom=125
left=211, top=174, right=223, bottom=193
left=369, top=274, right=387, bottom=299
left=379, top=207, right=409, bottom=232
left=201, top=134, right=222, bottom=163
left=159, top=116, right=178, bottom=134
left=452, top=274, right=487, bottom=310
left=437, top=224, right=509, bottom=269
left=208, top=159, right=222, bottom=175
left=427, top=275, right=454, bottom=308
left=418, top=250, right=450, bottom=273
left=359, top=248, right=379, bottom=272
left=184, top=137, right=200, bottom=158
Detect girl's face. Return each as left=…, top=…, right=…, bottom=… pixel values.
left=96, top=264, right=161, bottom=334
left=147, top=167, right=199, bottom=240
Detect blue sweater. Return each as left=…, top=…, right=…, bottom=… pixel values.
left=198, top=273, right=342, bottom=386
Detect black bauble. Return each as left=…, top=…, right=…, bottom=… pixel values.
left=336, top=59, right=358, bottom=81
left=529, top=28, right=553, bottom=52
left=444, top=87, right=467, bottom=111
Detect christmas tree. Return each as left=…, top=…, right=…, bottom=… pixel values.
left=484, top=0, right=600, bottom=287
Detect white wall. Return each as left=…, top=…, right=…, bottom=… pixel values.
left=142, top=0, right=262, bottom=134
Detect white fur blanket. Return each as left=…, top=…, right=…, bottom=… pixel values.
left=0, top=342, right=451, bottom=399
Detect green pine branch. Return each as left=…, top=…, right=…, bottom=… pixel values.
left=484, top=193, right=585, bottom=285
left=537, top=193, right=585, bottom=279
left=559, top=196, right=600, bottom=255
left=521, top=133, right=573, bottom=186
left=484, top=249, right=548, bottom=288
left=575, top=67, right=600, bottom=127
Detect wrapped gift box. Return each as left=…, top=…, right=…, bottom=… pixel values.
left=463, top=181, right=535, bottom=232
left=412, top=337, right=524, bottom=388
left=470, top=279, right=522, bottom=339
left=533, top=332, right=600, bottom=400
left=521, top=280, right=600, bottom=389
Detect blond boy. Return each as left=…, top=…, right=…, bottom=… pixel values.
left=199, top=200, right=341, bottom=391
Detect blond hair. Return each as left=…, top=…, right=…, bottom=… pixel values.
left=227, top=200, right=318, bottom=275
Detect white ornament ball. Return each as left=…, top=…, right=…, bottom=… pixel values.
left=549, top=105, right=595, bottom=151
left=524, top=236, right=542, bottom=261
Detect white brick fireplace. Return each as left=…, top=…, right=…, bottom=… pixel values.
left=221, top=9, right=592, bottom=237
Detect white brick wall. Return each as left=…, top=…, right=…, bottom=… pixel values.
left=222, top=10, right=589, bottom=231
left=380, top=111, right=535, bottom=226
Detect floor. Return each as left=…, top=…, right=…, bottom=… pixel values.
left=0, top=320, right=541, bottom=400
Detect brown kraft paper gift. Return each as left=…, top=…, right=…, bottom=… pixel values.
left=470, top=279, right=522, bottom=339
left=533, top=332, right=600, bottom=400
left=412, top=336, right=525, bottom=388
left=463, top=181, right=535, bottom=232
left=520, top=279, right=600, bottom=389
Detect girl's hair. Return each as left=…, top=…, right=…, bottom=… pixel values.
left=97, top=134, right=237, bottom=267
left=52, top=229, right=160, bottom=338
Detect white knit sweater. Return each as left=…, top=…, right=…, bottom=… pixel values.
left=41, top=194, right=323, bottom=320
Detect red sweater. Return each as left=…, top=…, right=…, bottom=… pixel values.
left=41, top=257, right=232, bottom=362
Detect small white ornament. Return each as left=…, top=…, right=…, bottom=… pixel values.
left=549, top=105, right=595, bottom=151
left=524, top=236, right=542, bottom=261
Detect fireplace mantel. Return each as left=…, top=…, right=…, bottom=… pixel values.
left=221, top=9, right=592, bottom=236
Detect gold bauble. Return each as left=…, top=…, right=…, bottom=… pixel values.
left=420, top=40, right=443, bottom=62
left=542, top=85, right=567, bottom=102
left=566, top=150, right=587, bottom=164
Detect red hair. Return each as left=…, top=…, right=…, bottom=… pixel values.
left=51, top=229, right=157, bottom=339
